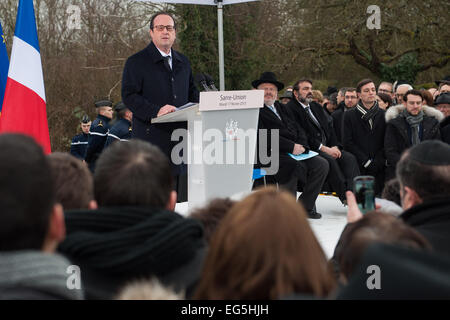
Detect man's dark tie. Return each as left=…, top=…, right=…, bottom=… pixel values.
left=305, top=106, right=320, bottom=128
left=163, top=56, right=172, bottom=71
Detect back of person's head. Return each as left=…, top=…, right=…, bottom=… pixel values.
left=194, top=187, right=335, bottom=300
left=47, top=152, right=94, bottom=210
left=382, top=178, right=401, bottom=206
left=189, top=198, right=236, bottom=243
left=396, top=140, right=450, bottom=204
left=0, top=134, right=55, bottom=251
left=333, top=211, right=431, bottom=282
left=94, top=139, right=174, bottom=208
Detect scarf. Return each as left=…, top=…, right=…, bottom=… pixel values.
left=58, top=206, right=205, bottom=277
left=402, top=108, right=424, bottom=146
left=0, top=251, right=83, bottom=300
left=356, top=101, right=380, bottom=130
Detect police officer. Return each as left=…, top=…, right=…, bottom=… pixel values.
left=70, top=115, right=91, bottom=159
left=104, top=102, right=133, bottom=148
left=85, top=100, right=113, bottom=172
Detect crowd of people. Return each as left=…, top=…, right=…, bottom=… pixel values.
left=1, top=10, right=449, bottom=301
left=0, top=130, right=449, bottom=300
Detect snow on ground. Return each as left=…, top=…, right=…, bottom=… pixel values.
left=175, top=193, right=348, bottom=258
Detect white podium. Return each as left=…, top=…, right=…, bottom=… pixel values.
left=152, top=90, right=263, bottom=210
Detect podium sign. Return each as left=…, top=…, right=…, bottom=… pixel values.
left=199, top=90, right=264, bottom=111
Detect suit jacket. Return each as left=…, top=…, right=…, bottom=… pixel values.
left=122, top=42, right=199, bottom=172
left=287, top=99, right=339, bottom=151
left=257, top=101, right=310, bottom=184
left=343, top=104, right=386, bottom=172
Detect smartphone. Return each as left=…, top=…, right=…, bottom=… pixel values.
left=353, top=175, right=376, bottom=214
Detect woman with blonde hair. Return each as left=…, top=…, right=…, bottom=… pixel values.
left=194, top=187, right=335, bottom=300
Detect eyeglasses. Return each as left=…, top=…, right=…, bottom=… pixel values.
left=378, top=89, right=392, bottom=94
left=153, top=25, right=175, bottom=32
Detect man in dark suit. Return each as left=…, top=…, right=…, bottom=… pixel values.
left=254, top=72, right=329, bottom=219
left=122, top=11, right=199, bottom=202
left=286, top=79, right=360, bottom=204
left=343, top=79, right=386, bottom=195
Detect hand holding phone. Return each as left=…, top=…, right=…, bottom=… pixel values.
left=353, top=175, right=376, bottom=214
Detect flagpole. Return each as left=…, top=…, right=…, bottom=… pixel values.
left=217, top=0, right=225, bottom=91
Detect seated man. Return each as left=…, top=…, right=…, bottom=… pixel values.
left=343, top=79, right=386, bottom=195
left=58, top=139, right=206, bottom=299
left=385, top=89, right=443, bottom=180
left=287, top=79, right=360, bottom=204
left=0, top=134, right=82, bottom=300
left=253, top=72, right=329, bottom=219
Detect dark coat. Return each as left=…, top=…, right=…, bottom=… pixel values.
left=384, top=104, right=443, bottom=179
left=104, top=118, right=132, bottom=148
left=58, top=206, right=206, bottom=299
left=331, top=102, right=354, bottom=145
left=441, top=116, right=450, bottom=144
left=343, top=104, right=386, bottom=172
left=286, top=99, right=340, bottom=150
left=84, top=114, right=111, bottom=169
left=257, top=101, right=310, bottom=184
left=70, top=133, right=88, bottom=160
left=400, top=197, right=450, bottom=257
left=121, top=42, right=199, bottom=169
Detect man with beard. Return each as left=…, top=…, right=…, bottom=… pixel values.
left=343, top=79, right=387, bottom=195
left=254, top=72, right=329, bottom=219
left=384, top=90, right=443, bottom=180
left=286, top=79, right=360, bottom=205
left=332, top=87, right=358, bottom=144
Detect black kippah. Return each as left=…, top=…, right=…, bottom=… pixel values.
left=408, top=140, right=450, bottom=165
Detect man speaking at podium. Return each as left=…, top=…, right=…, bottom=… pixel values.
left=122, top=12, right=199, bottom=201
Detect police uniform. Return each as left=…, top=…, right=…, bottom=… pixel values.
left=70, top=115, right=91, bottom=159
left=85, top=101, right=112, bottom=171
left=70, top=132, right=89, bottom=159
left=104, top=118, right=132, bottom=148
left=104, top=102, right=132, bottom=148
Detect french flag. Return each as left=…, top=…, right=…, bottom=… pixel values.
left=0, top=0, right=51, bottom=154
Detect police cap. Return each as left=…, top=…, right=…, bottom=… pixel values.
left=95, top=100, right=113, bottom=108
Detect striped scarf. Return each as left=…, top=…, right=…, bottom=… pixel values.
left=356, top=101, right=380, bottom=130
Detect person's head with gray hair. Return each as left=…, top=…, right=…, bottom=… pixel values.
left=395, top=84, right=414, bottom=104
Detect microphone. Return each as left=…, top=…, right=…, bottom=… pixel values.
left=194, top=73, right=211, bottom=92
left=204, top=74, right=218, bottom=91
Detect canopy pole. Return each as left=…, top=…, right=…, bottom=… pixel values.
left=217, top=0, right=225, bottom=91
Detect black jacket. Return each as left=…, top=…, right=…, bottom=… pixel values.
left=343, top=103, right=386, bottom=172
left=384, top=104, right=443, bottom=177
left=122, top=42, right=199, bottom=172
left=85, top=114, right=111, bottom=168
left=257, top=101, right=310, bottom=184
left=287, top=99, right=340, bottom=150
left=58, top=206, right=206, bottom=299
left=331, top=102, right=354, bottom=145
left=70, top=133, right=88, bottom=160
left=104, top=118, right=132, bottom=148
left=400, top=197, right=450, bottom=257
left=441, top=116, right=450, bottom=144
